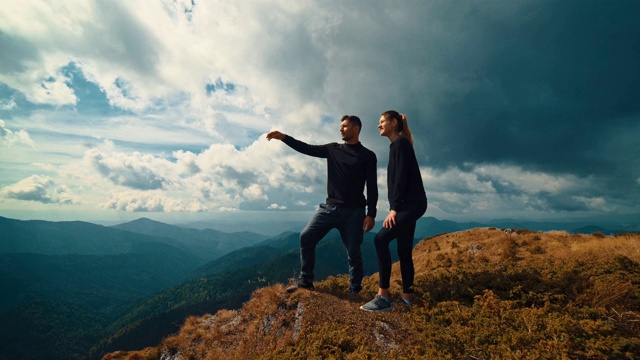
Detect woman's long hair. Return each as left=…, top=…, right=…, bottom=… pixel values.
left=381, top=110, right=414, bottom=145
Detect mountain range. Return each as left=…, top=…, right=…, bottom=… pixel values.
left=0, top=214, right=637, bottom=359
left=181, top=213, right=640, bottom=236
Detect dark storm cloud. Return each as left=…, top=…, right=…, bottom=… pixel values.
left=337, top=0, right=640, bottom=209
left=425, top=0, right=640, bottom=176
left=307, top=0, right=639, bottom=217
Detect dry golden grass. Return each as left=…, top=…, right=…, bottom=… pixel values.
left=103, top=228, right=640, bottom=360
left=102, top=347, right=159, bottom=360
left=414, top=228, right=640, bottom=265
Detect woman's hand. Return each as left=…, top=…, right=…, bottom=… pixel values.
left=383, top=210, right=397, bottom=228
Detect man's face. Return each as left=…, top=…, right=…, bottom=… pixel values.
left=340, top=120, right=359, bottom=142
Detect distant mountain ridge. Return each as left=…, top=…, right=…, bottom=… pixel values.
left=181, top=219, right=309, bottom=236
left=192, top=231, right=300, bottom=277
left=0, top=216, right=169, bottom=255
left=111, top=217, right=269, bottom=261
left=180, top=214, right=640, bottom=236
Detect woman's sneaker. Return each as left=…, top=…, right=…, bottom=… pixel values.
left=360, top=295, right=393, bottom=312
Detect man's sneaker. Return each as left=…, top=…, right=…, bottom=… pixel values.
left=360, top=295, right=393, bottom=312
left=400, top=298, right=414, bottom=307
left=349, top=284, right=362, bottom=294
left=286, top=278, right=314, bottom=293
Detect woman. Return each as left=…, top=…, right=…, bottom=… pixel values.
left=360, top=110, right=427, bottom=312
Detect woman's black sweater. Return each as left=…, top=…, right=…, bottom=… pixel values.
left=387, top=136, right=426, bottom=211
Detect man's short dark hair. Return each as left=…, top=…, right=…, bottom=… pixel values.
left=341, top=115, right=362, bottom=132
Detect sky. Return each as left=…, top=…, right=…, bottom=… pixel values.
left=1, top=0, right=639, bottom=226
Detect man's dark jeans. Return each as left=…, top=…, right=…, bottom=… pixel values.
left=299, top=203, right=365, bottom=287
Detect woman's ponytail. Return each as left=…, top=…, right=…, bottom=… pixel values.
left=399, top=113, right=414, bottom=146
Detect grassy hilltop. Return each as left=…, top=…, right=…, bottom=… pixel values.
left=104, top=228, right=640, bottom=359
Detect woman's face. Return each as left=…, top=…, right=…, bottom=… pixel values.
left=378, top=115, right=395, bottom=137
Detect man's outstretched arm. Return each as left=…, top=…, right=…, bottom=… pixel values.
left=266, top=130, right=328, bottom=158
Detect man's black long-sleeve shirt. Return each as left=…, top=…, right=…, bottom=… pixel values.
left=283, top=135, right=378, bottom=218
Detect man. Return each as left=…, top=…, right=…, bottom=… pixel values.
left=266, top=115, right=377, bottom=294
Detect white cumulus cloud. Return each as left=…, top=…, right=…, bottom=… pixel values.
left=85, top=149, right=172, bottom=190
left=268, top=203, right=287, bottom=210
left=0, top=175, right=77, bottom=204
left=0, top=120, right=35, bottom=147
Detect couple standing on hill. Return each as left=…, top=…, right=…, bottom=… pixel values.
left=266, top=110, right=427, bottom=312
